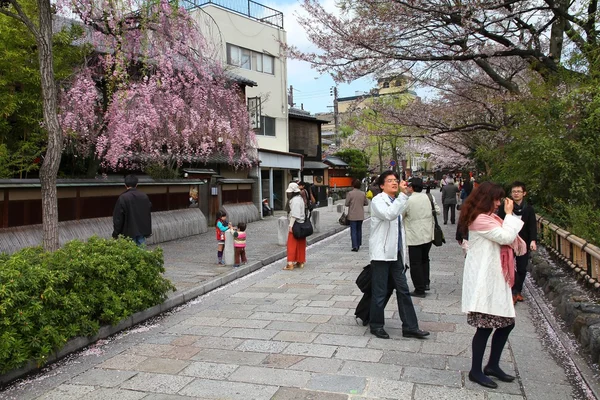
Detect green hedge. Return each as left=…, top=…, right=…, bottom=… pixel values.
left=0, top=236, right=175, bottom=373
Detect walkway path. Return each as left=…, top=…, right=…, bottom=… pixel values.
left=0, top=192, right=585, bottom=399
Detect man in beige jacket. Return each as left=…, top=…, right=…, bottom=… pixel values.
left=403, top=177, right=441, bottom=296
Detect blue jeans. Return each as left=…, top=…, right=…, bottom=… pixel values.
left=369, top=257, right=419, bottom=331
left=134, top=236, right=146, bottom=246
left=349, top=220, right=363, bottom=249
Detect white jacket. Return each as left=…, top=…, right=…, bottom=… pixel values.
left=461, top=214, right=524, bottom=318
left=369, top=192, right=409, bottom=263
left=403, top=192, right=440, bottom=246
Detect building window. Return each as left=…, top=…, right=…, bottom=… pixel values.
left=227, top=44, right=275, bottom=75
left=383, top=81, right=390, bottom=88
left=247, top=97, right=261, bottom=130
left=259, top=116, right=276, bottom=136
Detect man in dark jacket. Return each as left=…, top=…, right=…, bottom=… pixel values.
left=112, top=175, right=152, bottom=246
left=441, top=178, right=459, bottom=224
left=498, top=181, right=537, bottom=304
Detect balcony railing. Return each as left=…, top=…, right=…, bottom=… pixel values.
left=182, top=0, right=284, bottom=29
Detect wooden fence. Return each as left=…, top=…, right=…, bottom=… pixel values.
left=537, top=216, right=600, bottom=289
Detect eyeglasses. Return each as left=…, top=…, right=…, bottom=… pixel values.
left=385, top=179, right=400, bottom=183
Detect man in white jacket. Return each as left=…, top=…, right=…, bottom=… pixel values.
left=368, top=171, right=430, bottom=340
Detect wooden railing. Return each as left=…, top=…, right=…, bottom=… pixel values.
left=537, top=216, right=600, bottom=289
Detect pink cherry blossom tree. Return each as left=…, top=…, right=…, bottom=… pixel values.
left=59, top=0, right=256, bottom=171
left=0, top=0, right=255, bottom=251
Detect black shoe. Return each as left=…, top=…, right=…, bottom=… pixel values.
left=410, top=291, right=426, bottom=298
left=402, top=329, right=430, bottom=338
left=351, top=248, right=358, bottom=252
left=468, top=372, right=498, bottom=389
left=451, top=221, right=455, bottom=224
left=443, top=222, right=447, bottom=225
left=370, top=328, right=390, bottom=339
left=484, top=366, right=515, bottom=382
left=425, top=285, right=430, bottom=291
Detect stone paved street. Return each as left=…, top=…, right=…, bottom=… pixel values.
left=0, top=192, right=585, bottom=399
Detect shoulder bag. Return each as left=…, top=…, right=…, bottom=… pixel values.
left=292, top=210, right=313, bottom=239
left=427, top=193, right=446, bottom=246
left=339, top=211, right=349, bottom=226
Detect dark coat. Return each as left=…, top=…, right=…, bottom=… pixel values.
left=112, top=188, right=152, bottom=239
left=498, top=201, right=537, bottom=246
left=354, top=264, right=395, bottom=325
left=441, top=183, right=459, bottom=205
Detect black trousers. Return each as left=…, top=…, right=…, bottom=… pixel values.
left=443, top=204, right=456, bottom=223
left=369, top=257, right=418, bottom=331
left=512, top=251, right=530, bottom=294
left=408, top=242, right=432, bottom=293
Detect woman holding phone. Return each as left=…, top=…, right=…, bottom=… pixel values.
left=458, top=182, right=526, bottom=389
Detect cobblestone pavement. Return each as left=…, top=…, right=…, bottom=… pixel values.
left=0, top=192, right=582, bottom=399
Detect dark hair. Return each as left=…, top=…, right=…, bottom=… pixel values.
left=511, top=181, right=527, bottom=192
left=216, top=210, right=227, bottom=222
left=298, top=181, right=306, bottom=187
left=376, top=170, right=399, bottom=188
left=124, top=174, right=138, bottom=188
left=458, top=182, right=505, bottom=235
left=237, top=222, right=247, bottom=232
left=352, top=179, right=361, bottom=189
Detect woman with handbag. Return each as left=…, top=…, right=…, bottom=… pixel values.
left=345, top=179, right=369, bottom=252
left=458, top=182, right=526, bottom=389
left=284, top=182, right=307, bottom=270
left=402, top=177, right=441, bottom=296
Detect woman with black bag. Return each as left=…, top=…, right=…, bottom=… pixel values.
left=284, top=182, right=307, bottom=270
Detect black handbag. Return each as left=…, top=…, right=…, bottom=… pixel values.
left=427, top=193, right=446, bottom=246
left=292, top=212, right=313, bottom=239
left=339, top=212, right=350, bottom=226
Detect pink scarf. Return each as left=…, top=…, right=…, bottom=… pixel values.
left=470, top=213, right=527, bottom=286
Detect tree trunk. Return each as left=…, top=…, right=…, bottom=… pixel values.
left=37, top=0, right=62, bottom=251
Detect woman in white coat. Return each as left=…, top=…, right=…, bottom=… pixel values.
left=458, top=182, right=526, bottom=389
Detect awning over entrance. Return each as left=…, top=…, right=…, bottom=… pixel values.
left=259, top=149, right=302, bottom=170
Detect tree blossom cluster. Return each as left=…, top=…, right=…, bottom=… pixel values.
left=59, top=0, right=256, bottom=170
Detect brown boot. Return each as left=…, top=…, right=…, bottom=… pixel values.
left=512, top=295, right=518, bottom=305
left=297, top=262, right=305, bottom=269
left=283, top=262, right=294, bottom=270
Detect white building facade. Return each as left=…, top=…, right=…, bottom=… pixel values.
left=187, top=0, right=301, bottom=211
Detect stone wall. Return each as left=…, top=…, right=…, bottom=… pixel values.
left=221, top=202, right=260, bottom=226
left=0, top=208, right=208, bottom=254
left=530, top=252, right=600, bottom=363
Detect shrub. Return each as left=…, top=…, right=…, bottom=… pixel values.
left=0, top=236, right=174, bottom=373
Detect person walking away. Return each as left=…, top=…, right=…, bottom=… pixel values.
left=298, top=181, right=312, bottom=212
left=112, top=174, right=152, bottom=246
left=284, top=182, right=307, bottom=270
left=441, top=178, right=459, bottom=224
left=439, top=174, right=448, bottom=192
left=345, top=179, right=369, bottom=252
left=403, top=177, right=440, bottom=296
left=497, top=181, right=537, bottom=304
left=458, top=182, right=527, bottom=389
left=368, top=171, right=430, bottom=340
left=233, top=222, right=247, bottom=268
left=215, top=210, right=231, bottom=265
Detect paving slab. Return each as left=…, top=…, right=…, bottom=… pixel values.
left=0, top=194, right=590, bottom=399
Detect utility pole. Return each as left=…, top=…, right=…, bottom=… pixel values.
left=330, top=86, right=339, bottom=147
left=288, top=85, right=295, bottom=108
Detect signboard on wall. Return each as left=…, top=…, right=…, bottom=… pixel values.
left=303, top=175, right=314, bottom=184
